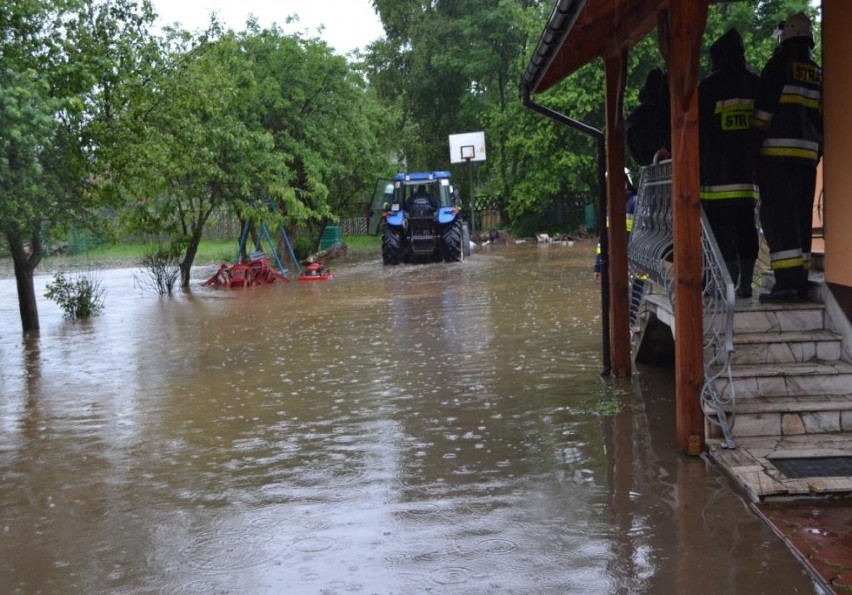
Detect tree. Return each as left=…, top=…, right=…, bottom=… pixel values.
left=113, top=22, right=395, bottom=286
left=1, top=0, right=156, bottom=332
left=109, top=23, right=290, bottom=287
left=236, top=24, right=395, bottom=218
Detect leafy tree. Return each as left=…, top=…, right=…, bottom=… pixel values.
left=236, top=24, right=395, bottom=218
left=110, top=24, right=294, bottom=287
left=1, top=0, right=156, bottom=332
left=110, top=21, right=395, bottom=286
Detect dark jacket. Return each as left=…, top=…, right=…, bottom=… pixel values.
left=751, top=38, right=822, bottom=163
left=406, top=188, right=437, bottom=214
left=699, top=28, right=761, bottom=204
left=626, top=69, right=671, bottom=166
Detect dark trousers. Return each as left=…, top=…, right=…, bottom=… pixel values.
left=757, top=159, right=817, bottom=290
left=703, top=200, right=759, bottom=263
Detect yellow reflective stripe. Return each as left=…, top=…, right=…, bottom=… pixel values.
left=700, top=189, right=759, bottom=201
left=596, top=243, right=601, bottom=255
left=771, top=258, right=802, bottom=270
left=779, top=94, right=821, bottom=109
left=770, top=248, right=803, bottom=270
left=760, top=147, right=819, bottom=159
left=606, top=216, right=633, bottom=232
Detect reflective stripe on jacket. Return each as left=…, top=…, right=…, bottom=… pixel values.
left=699, top=182, right=759, bottom=201
left=698, top=37, right=760, bottom=204
left=752, top=43, right=822, bottom=164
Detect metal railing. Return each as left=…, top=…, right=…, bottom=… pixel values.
left=628, top=160, right=737, bottom=448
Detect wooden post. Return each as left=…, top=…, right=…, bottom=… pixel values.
left=664, top=2, right=708, bottom=455
left=604, top=49, right=631, bottom=377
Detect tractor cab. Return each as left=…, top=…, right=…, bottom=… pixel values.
left=379, top=171, right=469, bottom=265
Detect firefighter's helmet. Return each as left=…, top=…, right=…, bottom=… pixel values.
left=779, top=13, right=813, bottom=45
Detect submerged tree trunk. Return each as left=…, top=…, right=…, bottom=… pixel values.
left=179, top=228, right=205, bottom=289
left=7, top=228, right=44, bottom=333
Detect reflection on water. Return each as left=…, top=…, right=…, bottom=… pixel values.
left=0, top=245, right=816, bottom=593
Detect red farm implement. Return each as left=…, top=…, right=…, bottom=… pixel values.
left=203, top=217, right=301, bottom=289
left=203, top=252, right=289, bottom=288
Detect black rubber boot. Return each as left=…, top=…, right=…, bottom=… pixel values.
left=759, top=267, right=805, bottom=303
left=736, top=260, right=755, bottom=299
left=759, top=287, right=805, bottom=303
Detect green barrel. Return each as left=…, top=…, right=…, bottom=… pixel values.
left=584, top=204, right=596, bottom=230
left=319, top=225, right=342, bottom=250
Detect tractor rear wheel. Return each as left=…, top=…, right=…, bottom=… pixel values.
left=382, top=225, right=403, bottom=265
left=442, top=219, right=463, bottom=262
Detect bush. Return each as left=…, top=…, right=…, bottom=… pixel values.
left=136, top=244, right=182, bottom=295
left=44, top=271, right=105, bottom=320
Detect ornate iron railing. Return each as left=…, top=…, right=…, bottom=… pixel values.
left=628, top=160, right=737, bottom=448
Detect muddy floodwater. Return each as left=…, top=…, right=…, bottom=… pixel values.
left=0, top=244, right=818, bottom=594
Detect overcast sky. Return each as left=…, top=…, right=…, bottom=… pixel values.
left=149, top=0, right=385, bottom=54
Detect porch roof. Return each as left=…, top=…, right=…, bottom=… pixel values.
left=522, top=0, right=731, bottom=95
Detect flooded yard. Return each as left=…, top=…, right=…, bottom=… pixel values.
left=0, top=244, right=818, bottom=593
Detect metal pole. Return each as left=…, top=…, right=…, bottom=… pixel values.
left=467, top=158, right=476, bottom=239
left=596, top=136, right=611, bottom=376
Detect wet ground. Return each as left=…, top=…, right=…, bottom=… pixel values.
left=0, top=244, right=821, bottom=593
left=756, top=499, right=852, bottom=592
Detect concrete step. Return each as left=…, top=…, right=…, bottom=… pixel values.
left=707, top=431, right=852, bottom=500
left=710, top=360, right=852, bottom=399
left=704, top=394, right=852, bottom=439
left=732, top=300, right=826, bottom=334
left=725, top=329, right=843, bottom=365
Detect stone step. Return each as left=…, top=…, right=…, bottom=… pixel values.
left=704, top=394, right=852, bottom=439
left=724, top=330, right=843, bottom=365
left=732, top=301, right=826, bottom=334
left=710, top=360, right=852, bottom=399
left=707, top=432, right=852, bottom=500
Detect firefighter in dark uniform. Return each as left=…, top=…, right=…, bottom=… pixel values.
left=752, top=12, right=823, bottom=303
left=699, top=28, right=760, bottom=299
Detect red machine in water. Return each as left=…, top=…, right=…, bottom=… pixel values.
left=203, top=254, right=289, bottom=288
left=297, top=262, right=334, bottom=282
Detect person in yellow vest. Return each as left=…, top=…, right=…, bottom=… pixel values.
left=593, top=180, right=636, bottom=281
left=593, top=176, right=644, bottom=325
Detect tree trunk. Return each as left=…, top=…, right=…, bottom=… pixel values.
left=180, top=231, right=203, bottom=288
left=7, top=228, right=44, bottom=333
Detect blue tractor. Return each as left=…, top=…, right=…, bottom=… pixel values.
left=372, top=171, right=469, bottom=265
